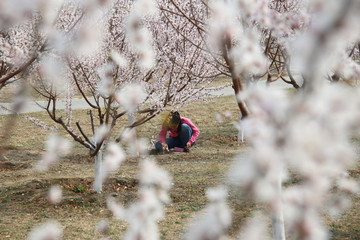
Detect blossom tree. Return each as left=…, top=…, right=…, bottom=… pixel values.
left=159, top=1, right=360, bottom=240
left=222, top=1, right=360, bottom=240
left=103, top=1, right=360, bottom=240
left=160, top=0, right=360, bottom=116
left=0, top=0, right=358, bottom=239
left=0, top=0, right=73, bottom=159
left=0, top=0, right=221, bottom=191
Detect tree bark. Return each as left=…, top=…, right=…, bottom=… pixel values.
left=231, top=76, right=250, bottom=119
left=222, top=35, right=250, bottom=119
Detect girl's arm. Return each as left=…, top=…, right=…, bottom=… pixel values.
left=182, top=117, right=200, bottom=144
left=158, top=124, right=168, bottom=143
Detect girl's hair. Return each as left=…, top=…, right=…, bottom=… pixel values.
left=170, top=111, right=181, bottom=125
left=165, top=111, right=182, bottom=132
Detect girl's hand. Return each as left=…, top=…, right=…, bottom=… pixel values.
left=162, top=143, right=169, bottom=151
left=186, top=142, right=192, bottom=150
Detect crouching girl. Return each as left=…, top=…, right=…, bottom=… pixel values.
left=155, top=111, right=200, bottom=152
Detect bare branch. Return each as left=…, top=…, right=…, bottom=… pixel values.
left=76, top=121, right=95, bottom=149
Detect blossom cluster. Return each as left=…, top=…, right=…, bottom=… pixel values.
left=229, top=83, right=360, bottom=240
left=126, top=0, right=158, bottom=70
left=93, top=141, right=126, bottom=192
left=1, top=0, right=356, bottom=240
left=36, top=133, right=72, bottom=172
left=185, top=187, right=232, bottom=240
left=107, top=158, right=172, bottom=240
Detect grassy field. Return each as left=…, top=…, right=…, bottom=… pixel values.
left=0, top=95, right=359, bottom=240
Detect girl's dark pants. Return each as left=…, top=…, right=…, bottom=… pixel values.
left=155, top=124, right=192, bottom=151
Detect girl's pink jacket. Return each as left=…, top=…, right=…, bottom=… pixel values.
left=158, top=117, right=200, bottom=144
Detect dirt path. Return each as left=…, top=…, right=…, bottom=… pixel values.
left=0, top=80, right=294, bottom=115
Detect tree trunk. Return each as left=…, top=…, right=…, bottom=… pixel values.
left=231, top=77, right=250, bottom=119
left=93, top=148, right=104, bottom=193
left=222, top=36, right=250, bottom=119
left=272, top=176, right=286, bottom=240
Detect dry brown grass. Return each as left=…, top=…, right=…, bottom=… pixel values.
left=207, top=76, right=232, bottom=88
left=0, top=95, right=359, bottom=240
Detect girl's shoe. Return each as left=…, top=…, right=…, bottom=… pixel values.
left=174, top=147, right=184, bottom=152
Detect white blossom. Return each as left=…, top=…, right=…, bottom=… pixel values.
left=119, top=127, right=137, bottom=143
left=327, top=195, right=352, bottom=218
left=103, top=142, right=126, bottom=172
left=139, top=159, right=172, bottom=194
left=115, top=84, right=146, bottom=112
left=96, top=219, right=110, bottom=235
left=108, top=158, right=172, bottom=240
left=27, top=220, right=62, bottom=240
left=237, top=214, right=271, bottom=240
left=207, top=1, right=242, bottom=47
left=337, top=178, right=360, bottom=194
left=110, top=49, right=128, bottom=68
left=48, top=185, right=62, bottom=204
left=138, top=47, right=156, bottom=70
left=93, top=125, right=110, bottom=144
left=40, top=0, right=64, bottom=32
left=133, top=0, right=159, bottom=17
left=39, top=55, right=69, bottom=92
left=96, top=63, right=116, bottom=98
left=224, top=111, right=232, bottom=118
left=229, top=29, right=268, bottom=76
left=97, top=142, right=126, bottom=186
left=37, top=134, right=71, bottom=172
left=215, top=112, right=223, bottom=123
left=73, top=7, right=105, bottom=57
left=126, top=0, right=157, bottom=70
left=134, top=137, right=150, bottom=156
left=107, top=197, right=126, bottom=220
left=0, top=0, right=38, bottom=24
left=185, top=187, right=232, bottom=240
left=334, top=56, right=360, bottom=80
